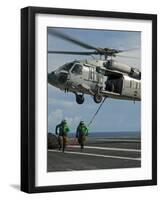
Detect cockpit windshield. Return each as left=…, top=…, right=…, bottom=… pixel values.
left=71, top=64, right=82, bottom=75
left=60, top=62, right=74, bottom=71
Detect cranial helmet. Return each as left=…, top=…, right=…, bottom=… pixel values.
left=80, top=121, right=84, bottom=125
left=62, top=119, right=67, bottom=124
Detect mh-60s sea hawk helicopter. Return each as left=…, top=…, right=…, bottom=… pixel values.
left=48, top=30, right=141, bottom=104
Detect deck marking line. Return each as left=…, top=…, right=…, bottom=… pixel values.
left=48, top=149, right=141, bottom=161
left=68, top=145, right=141, bottom=152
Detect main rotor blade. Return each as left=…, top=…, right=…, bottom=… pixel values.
left=118, top=47, right=140, bottom=53
left=117, top=55, right=139, bottom=59
left=48, top=29, right=98, bottom=51
left=48, top=50, right=99, bottom=55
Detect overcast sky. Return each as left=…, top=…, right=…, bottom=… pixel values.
left=47, top=27, right=141, bottom=134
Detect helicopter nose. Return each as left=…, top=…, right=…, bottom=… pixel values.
left=48, top=71, right=68, bottom=85
left=48, top=71, right=57, bottom=85
left=58, top=72, right=68, bottom=83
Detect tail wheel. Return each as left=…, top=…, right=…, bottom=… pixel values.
left=93, top=93, right=103, bottom=103
left=76, top=94, right=84, bottom=104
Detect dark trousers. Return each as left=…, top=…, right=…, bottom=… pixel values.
left=78, top=135, right=86, bottom=150
left=58, top=136, right=67, bottom=152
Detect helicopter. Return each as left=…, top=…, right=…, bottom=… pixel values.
left=48, top=29, right=141, bottom=104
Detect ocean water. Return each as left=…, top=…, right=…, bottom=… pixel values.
left=68, top=131, right=141, bottom=139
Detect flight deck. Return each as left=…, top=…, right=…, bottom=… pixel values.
left=47, top=137, right=141, bottom=172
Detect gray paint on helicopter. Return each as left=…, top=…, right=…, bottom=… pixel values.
left=47, top=28, right=141, bottom=133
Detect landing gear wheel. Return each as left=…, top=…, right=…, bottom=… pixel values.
left=93, top=94, right=103, bottom=103
left=76, top=94, right=84, bottom=104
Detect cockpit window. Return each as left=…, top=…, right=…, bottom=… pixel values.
left=71, top=64, right=82, bottom=75
left=60, top=62, right=73, bottom=71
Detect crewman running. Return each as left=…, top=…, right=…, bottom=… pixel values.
left=76, top=121, right=88, bottom=151
left=55, top=120, right=70, bottom=152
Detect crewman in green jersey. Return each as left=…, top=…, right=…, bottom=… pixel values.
left=76, top=121, right=88, bottom=151
left=55, top=120, right=70, bottom=152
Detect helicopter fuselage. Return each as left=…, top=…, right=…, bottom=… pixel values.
left=48, top=59, right=141, bottom=104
